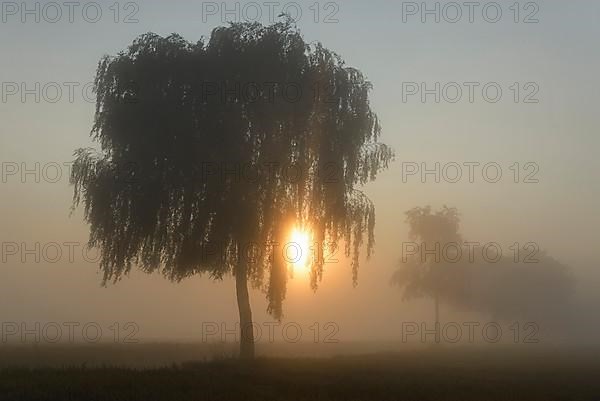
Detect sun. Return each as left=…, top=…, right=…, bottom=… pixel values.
left=288, top=227, right=311, bottom=275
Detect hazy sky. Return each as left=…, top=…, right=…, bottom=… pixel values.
left=1, top=0, right=599, bottom=342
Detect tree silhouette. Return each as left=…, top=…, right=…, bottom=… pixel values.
left=461, top=252, right=574, bottom=324
left=71, top=21, right=393, bottom=358
left=391, top=206, right=463, bottom=328
left=392, top=206, right=574, bottom=333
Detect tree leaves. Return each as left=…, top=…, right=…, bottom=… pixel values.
left=71, top=21, right=393, bottom=319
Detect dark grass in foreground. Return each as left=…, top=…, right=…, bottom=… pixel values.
left=2, top=347, right=600, bottom=401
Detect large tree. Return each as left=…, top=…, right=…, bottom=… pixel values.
left=71, top=21, right=393, bottom=358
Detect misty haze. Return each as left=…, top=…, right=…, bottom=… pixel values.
left=1, top=1, right=600, bottom=400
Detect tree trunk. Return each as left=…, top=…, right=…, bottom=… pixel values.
left=236, top=259, right=255, bottom=359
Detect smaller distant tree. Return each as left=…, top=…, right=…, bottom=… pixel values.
left=392, top=207, right=575, bottom=335
left=465, top=252, right=574, bottom=324
left=391, top=206, right=463, bottom=327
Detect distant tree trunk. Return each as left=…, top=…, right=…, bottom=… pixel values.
left=236, top=259, right=255, bottom=359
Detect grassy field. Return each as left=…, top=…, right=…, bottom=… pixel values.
left=1, top=345, right=599, bottom=400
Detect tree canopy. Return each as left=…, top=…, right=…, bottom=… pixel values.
left=391, top=206, right=464, bottom=304
left=392, top=206, right=574, bottom=324
left=71, top=20, right=393, bottom=322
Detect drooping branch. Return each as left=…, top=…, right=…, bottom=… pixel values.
left=71, top=20, right=394, bottom=317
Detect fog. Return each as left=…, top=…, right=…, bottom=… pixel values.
left=1, top=0, right=599, bottom=356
